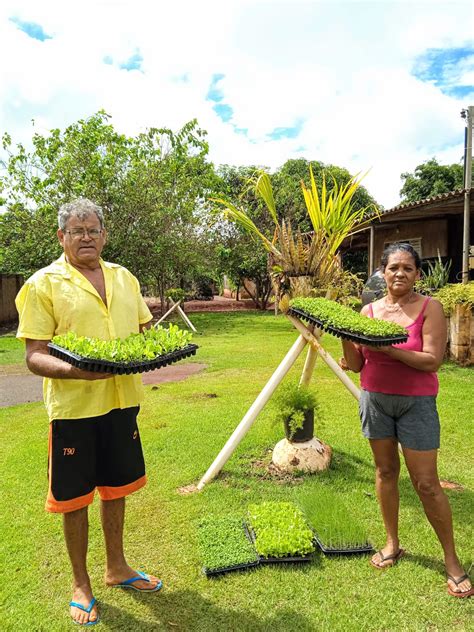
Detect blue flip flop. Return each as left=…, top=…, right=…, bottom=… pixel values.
left=69, top=596, right=100, bottom=626
left=112, top=570, right=163, bottom=592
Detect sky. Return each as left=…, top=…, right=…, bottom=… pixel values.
left=0, top=0, right=473, bottom=208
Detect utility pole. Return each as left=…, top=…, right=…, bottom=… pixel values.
left=461, top=106, right=473, bottom=283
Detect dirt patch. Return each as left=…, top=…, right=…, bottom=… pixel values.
left=146, top=295, right=271, bottom=314
left=440, top=480, right=464, bottom=491
left=142, top=363, right=207, bottom=385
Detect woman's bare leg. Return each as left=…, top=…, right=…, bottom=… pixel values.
left=402, top=447, right=472, bottom=594
left=369, top=438, right=402, bottom=566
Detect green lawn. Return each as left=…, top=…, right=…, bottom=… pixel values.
left=0, top=333, right=24, bottom=366
left=1, top=312, right=473, bottom=631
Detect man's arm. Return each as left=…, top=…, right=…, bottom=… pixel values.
left=25, top=339, right=113, bottom=380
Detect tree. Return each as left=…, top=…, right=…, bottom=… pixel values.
left=400, top=158, right=464, bottom=203
left=0, top=112, right=218, bottom=309
left=213, top=165, right=273, bottom=309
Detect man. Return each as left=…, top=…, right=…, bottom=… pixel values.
left=16, top=199, right=161, bottom=627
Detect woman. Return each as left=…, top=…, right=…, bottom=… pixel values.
left=341, top=242, right=472, bottom=598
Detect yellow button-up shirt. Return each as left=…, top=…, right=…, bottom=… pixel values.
left=16, top=255, right=153, bottom=421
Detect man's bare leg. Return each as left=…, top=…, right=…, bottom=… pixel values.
left=101, top=497, right=160, bottom=590
left=63, top=507, right=99, bottom=625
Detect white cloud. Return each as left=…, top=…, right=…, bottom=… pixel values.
left=0, top=0, right=472, bottom=207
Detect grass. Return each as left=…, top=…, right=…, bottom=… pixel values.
left=1, top=311, right=473, bottom=631
left=0, top=333, right=24, bottom=366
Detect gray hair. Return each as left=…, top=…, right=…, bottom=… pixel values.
left=58, top=198, right=105, bottom=231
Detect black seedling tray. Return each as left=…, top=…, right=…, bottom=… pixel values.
left=245, top=524, right=314, bottom=565
left=313, top=533, right=374, bottom=555
left=203, top=559, right=260, bottom=577
left=288, top=307, right=408, bottom=347
left=47, top=343, right=199, bottom=375
left=202, top=521, right=260, bottom=577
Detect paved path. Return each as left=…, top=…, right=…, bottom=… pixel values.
left=0, top=363, right=207, bottom=408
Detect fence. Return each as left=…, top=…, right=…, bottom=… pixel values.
left=0, top=274, right=23, bottom=325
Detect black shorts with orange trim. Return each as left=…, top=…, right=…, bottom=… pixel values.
left=46, top=407, right=146, bottom=513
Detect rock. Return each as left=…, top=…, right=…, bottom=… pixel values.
left=272, top=437, right=332, bottom=473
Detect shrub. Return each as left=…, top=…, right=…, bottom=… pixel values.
left=434, top=282, right=474, bottom=315
left=273, top=382, right=318, bottom=439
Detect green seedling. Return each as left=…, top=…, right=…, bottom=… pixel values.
left=52, top=324, right=193, bottom=363
left=198, top=515, right=259, bottom=572
left=290, top=297, right=407, bottom=337
left=247, top=501, right=315, bottom=558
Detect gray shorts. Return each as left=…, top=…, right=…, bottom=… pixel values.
left=359, top=390, right=440, bottom=451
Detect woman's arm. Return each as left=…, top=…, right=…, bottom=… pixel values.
left=341, top=339, right=364, bottom=372
left=377, top=299, right=447, bottom=372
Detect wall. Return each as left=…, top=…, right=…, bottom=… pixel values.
left=0, top=275, right=23, bottom=324
left=373, top=219, right=448, bottom=266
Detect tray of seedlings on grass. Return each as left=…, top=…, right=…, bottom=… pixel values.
left=197, top=515, right=260, bottom=577
left=48, top=324, right=198, bottom=375
left=296, top=487, right=373, bottom=555
left=288, top=297, right=408, bottom=346
left=246, top=501, right=315, bottom=564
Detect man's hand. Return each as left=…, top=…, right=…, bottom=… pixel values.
left=25, top=339, right=113, bottom=380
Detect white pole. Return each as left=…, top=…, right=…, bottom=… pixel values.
left=299, top=328, right=319, bottom=387
left=176, top=303, right=197, bottom=332
left=287, top=315, right=361, bottom=401
left=156, top=300, right=181, bottom=325
left=197, top=334, right=308, bottom=490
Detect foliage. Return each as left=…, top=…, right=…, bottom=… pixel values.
left=415, top=253, right=451, bottom=295
left=247, top=502, right=315, bottom=558
left=434, top=282, right=474, bottom=315
left=214, top=165, right=273, bottom=309
left=0, top=112, right=218, bottom=302
left=214, top=165, right=377, bottom=297
left=273, top=381, right=318, bottom=439
left=400, top=158, right=463, bottom=203
left=290, top=297, right=407, bottom=337
left=271, top=159, right=379, bottom=231
left=165, top=288, right=187, bottom=304
left=51, top=324, right=193, bottom=363
left=197, top=515, right=258, bottom=572
left=296, top=487, right=370, bottom=549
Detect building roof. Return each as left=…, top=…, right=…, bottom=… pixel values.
left=372, top=189, right=468, bottom=220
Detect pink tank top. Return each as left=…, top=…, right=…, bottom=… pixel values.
left=360, top=297, right=439, bottom=396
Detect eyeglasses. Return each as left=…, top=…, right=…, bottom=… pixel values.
left=65, top=228, right=103, bottom=239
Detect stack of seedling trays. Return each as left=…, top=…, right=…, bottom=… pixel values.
left=288, top=297, right=408, bottom=346
left=47, top=325, right=198, bottom=375
left=198, top=502, right=316, bottom=577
